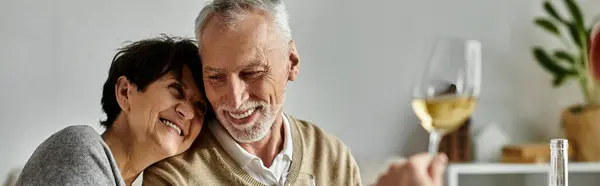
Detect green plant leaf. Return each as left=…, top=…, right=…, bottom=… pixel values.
left=568, top=22, right=584, bottom=48
left=565, top=0, right=584, bottom=28
left=533, top=47, right=576, bottom=76
left=554, top=50, right=575, bottom=64
left=543, top=1, right=564, bottom=23
left=587, top=27, right=592, bottom=43
left=579, top=52, right=586, bottom=66
left=535, top=18, right=561, bottom=35
left=553, top=74, right=569, bottom=87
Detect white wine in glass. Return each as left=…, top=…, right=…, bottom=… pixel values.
left=412, top=38, right=481, bottom=156
left=412, top=95, right=477, bottom=133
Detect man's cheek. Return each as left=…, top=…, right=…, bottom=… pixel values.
left=252, top=80, right=282, bottom=104
left=206, top=89, right=220, bottom=107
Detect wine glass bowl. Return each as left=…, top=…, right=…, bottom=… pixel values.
left=411, top=37, right=482, bottom=155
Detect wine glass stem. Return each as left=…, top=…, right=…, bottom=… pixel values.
left=428, top=131, right=441, bottom=156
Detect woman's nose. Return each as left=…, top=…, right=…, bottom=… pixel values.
left=175, top=102, right=195, bottom=120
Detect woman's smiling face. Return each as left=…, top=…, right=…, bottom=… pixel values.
left=119, top=66, right=207, bottom=156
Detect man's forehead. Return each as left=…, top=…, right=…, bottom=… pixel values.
left=202, top=49, right=270, bottom=72
left=199, top=12, right=286, bottom=70
left=200, top=12, right=281, bottom=48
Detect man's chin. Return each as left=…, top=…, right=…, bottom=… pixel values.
left=220, top=121, right=267, bottom=143
left=231, top=131, right=266, bottom=143
left=216, top=110, right=278, bottom=143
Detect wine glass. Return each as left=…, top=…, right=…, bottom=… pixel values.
left=278, top=172, right=316, bottom=186
left=411, top=37, right=482, bottom=156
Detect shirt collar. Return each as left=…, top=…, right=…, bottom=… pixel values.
left=209, top=113, right=294, bottom=168
left=281, top=113, right=293, bottom=161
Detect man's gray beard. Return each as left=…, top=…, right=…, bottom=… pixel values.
left=217, top=105, right=280, bottom=143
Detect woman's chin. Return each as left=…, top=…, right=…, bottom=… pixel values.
left=153, top=131, right=184, bottom=157
left=156, top=139, right=182, bottom=157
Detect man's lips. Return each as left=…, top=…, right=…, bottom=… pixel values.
left=228, top=108, right=257, bottom=119
left=223, top=107, right=261, bottom=124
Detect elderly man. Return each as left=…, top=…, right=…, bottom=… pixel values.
left=143, top=0, right=447, bottom=185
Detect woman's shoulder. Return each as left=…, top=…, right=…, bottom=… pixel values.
left=49, top=125, right=103, bottom=145
left=29, top=125, right=105, bottom=157
left=34, top=125, right=105, bottom=154
left=15, top=125, right=123, bottom=186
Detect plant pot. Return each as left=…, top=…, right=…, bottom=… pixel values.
left=562, top=104, right=600, bottom=161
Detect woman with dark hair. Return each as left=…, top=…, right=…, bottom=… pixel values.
left=15, top=35, right=210, bottom=186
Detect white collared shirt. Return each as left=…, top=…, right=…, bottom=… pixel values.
left=209, top=113, right=293, bottom=185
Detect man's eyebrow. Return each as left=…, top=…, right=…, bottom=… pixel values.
left=241, top=62, right=268, bottom=70
left=203, top=66, right=222, bottom=73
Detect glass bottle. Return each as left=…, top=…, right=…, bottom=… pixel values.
left=549, top=139, right=568, bottom=186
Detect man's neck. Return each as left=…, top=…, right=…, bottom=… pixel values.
left=101, top=117, right=163, bottom=185
left=239, top=115, right=285, bottom=167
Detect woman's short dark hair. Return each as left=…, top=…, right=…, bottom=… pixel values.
left=100, top=35, right=207, bottom=128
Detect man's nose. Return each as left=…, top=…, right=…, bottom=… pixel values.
left=224, top=75, right=248, bottom=109
left=175, top=101, right=195, bottom=120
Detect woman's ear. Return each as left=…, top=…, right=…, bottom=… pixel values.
left=287, top=40, right=300, bottom=81
left=115, top=76, right=133, bottom=112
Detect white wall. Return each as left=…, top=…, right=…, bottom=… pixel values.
left=1, top=0, right=599, bottom=185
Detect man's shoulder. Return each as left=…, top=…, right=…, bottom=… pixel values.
left=286, top=114, right=362, bottom=186
left=286, top=115, right=350, bottom=152
left=149, top=128, right=221, bottom=166
left=143, top=128, right=231, bottom=185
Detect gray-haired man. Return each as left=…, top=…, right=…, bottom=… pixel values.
left=143, top=0, right=447, bottom=185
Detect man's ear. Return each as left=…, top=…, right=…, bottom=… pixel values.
left=287, top=40, right=300, bottom=81
left=115, top=76, right=134, bottom=112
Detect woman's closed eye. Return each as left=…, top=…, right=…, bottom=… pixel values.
left=168, top=83, right=185, bottom=100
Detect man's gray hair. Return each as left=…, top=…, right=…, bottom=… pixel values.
left=194, top=0, right=292, bottom=51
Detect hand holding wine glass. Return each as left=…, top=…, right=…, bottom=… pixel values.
left=373, top=153, right=447, bottom=186
left=411, top=38, right=482, bottom=156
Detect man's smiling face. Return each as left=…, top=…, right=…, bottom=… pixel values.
left=199, top=10, right=299, bottom=143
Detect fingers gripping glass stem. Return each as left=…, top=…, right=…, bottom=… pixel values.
left=428, top=131, right=441, bottom=156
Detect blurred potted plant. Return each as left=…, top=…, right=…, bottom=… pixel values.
left=531, top=0, right=600, bottom=161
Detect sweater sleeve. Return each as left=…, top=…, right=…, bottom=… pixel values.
left=330, top=134, right=362, bottom=186
left=15, top=126, right=121, bottom=186
left=347, top=148, right=363, bottom=186
left=142, top=162, right=185, bottom=186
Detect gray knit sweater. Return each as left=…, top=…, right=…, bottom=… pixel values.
left=15, top=125, right=125, bottom=186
